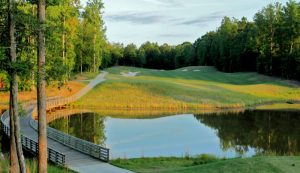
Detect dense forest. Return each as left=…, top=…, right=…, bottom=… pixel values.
left=0, top=0, right=299, bottom=92
left=0, top=0, right=107, bottom=90
left=112, top=1, right=300, bottom=80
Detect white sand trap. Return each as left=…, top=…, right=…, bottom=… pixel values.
left=193, top=70, right=201, bottom=72
left=182, top=69, right=188, bottom=72
left=121, top=71, right=140, bottom=77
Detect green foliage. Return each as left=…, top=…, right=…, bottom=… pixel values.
left=77, top=0, right=106, bottom=73
left=122, top=44, right=138, bottom=66
left=46, top=57, right=68, bottom=83
left=0, top=0, right=108, bottom=90
left=192, top=0, right=300, bottom=79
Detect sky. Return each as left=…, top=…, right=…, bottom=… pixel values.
left=82, top=0, right=289, bottom=46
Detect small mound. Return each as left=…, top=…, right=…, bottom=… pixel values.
left=175, top=66, right=216, bottom=72
left=121, top=71, right=140, bottom=77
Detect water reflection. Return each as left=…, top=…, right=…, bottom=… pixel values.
left=49, top=109, right=300, bottom=158
left=195, top=110, right=300, bottom=156
left=49, top=112, right=106, bottom=145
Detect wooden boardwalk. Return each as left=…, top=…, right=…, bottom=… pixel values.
left=1, top=72, right=133, bottom=173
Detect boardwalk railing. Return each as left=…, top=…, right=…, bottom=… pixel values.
left=1, top=110, right=66, bottom=166
left=30, top=119, right=109, bottom=162
left=1, top=72, right=109, bottom=165
left=32, top=72, right=107, bottom=119
left=29, top=72, right=110, bottom=162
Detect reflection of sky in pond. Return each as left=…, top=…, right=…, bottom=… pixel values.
left=104, top=114, right=255, bottom=159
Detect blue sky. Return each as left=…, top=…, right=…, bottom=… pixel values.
left=82, top=0, right=289, bottom=45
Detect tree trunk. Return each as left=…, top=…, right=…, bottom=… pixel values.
left=93, top=27, right=96, bottom=73
left=31, top=4, right=36, bottom=91
left=12, top=66, right=26, bottom=173
left=62, top=15, right=65, bottom=62
left=269, top=26, right=274, bottom=76
left=290, top=41, right=294, bottom=55
left=80, top=49, right=83, bottom=74
left=9, top=94, right=19, bottom=173
left=38, top=0, right=47, bottom=172
left=9, top=0, right=26, bottom=172
left=8, top=0, right=19, bottom=171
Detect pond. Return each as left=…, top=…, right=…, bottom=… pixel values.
left=49, top=110, right=300, bottom=159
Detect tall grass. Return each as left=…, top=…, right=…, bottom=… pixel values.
left=0, top=81, right=86, bottom=106
left=0, top=157, right=75, bottom=173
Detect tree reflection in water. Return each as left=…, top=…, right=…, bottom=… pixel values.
left=49, top=112, right=106, bottom=146
left=48, top=109, right=300, bottom=157
left=195, top=110, right=300, bottom=156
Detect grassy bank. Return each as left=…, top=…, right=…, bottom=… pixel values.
left=0, top=157, right=75, bottom=173
left=255, top=103, right=300, bottom=111
left=73, top=66, right=300, bottom=110
left=110, top=156, right=300, bottom=173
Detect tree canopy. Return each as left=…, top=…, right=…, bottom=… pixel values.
left=0, top=0, right=299, bottom=91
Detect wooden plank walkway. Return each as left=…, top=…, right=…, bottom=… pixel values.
left=1, top=72, right=134, bottom=173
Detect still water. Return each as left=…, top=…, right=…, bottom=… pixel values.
left=49, top=110, right=300, bottom=159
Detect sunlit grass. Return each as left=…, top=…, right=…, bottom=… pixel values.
left=220, top=84, right=300, bottom=101
left=0, top=81, right=86, bottom=106
left=256, top=103, right=300, bottom=110
left=74, top=66, right=300, bottom=110
left=46, top=107, right=245, bottom=122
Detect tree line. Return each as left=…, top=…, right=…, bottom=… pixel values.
left=1, top=0, right=299, bottom=92
left=103, top=0, right=300, bottom=80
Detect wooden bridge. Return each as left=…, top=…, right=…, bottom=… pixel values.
left=0, top=72, right=133, bottom=173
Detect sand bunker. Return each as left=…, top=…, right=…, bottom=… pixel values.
left=193, top=70, right=201, bottom=72
left=182, top=69, right=188, bottom=72
left=121, top=71, right=140, bottom=77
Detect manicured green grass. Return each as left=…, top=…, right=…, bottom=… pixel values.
left=110, top=156, right=300, bottom=173
left=74, top=66, right=300, bottom=110
left=110, top=154, right=219, bottom=173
